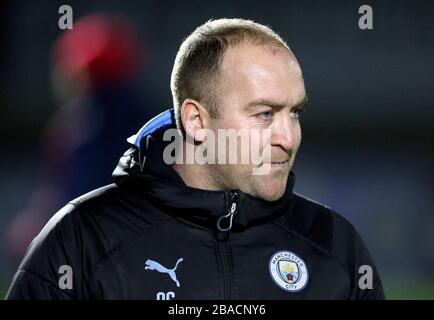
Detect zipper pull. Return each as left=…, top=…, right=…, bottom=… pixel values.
left=217, top=192, right=238, bottom=232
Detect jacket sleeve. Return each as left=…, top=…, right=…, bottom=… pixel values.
left=5, top=204, right=85, bottom=300
left=331, top=210, right=385, bottom=300
left=6, top=269, right=74, bottom=299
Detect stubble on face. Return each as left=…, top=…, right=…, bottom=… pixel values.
left=201, top=43, right=305, bottom=201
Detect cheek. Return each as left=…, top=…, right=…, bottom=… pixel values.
left=294, top=122, right=302, bottom=149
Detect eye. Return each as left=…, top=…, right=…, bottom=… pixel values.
left=256, top=110, right=273, bottom=121
left=290, top=108, right=305, bottom=119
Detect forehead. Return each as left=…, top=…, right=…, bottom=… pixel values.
left=220, top=43, right=305, bottom=106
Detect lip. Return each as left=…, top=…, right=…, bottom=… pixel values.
left=270, top=161, right=289, bottom=169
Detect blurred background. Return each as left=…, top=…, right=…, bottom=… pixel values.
left=0, top=0, right=433, bottom=299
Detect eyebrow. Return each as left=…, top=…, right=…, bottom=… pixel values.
left=244, top=94, right=308, bottom=111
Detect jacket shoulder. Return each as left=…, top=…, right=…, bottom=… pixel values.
left=278, top=192, right=363, bottom=257
left=17, top=203, right=85, bottom=274
left=19, top=183, right=168, bottom=277
left=6, top=202, right=96, bottom=299
left=68, top=184, right=170, bottom=252
left=7, top=184, right=170, bottom=299
left=275, top=192, right=333, bottom=255
left=281, top=193, right=384, bottom=299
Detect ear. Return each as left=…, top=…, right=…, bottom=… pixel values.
left=180, top=99, right=210, bottom=142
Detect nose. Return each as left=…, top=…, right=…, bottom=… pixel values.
left=271, top=111, right=299, bottom=153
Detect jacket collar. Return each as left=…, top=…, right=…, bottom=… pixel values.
left=113, top=109, right=295, bottom=232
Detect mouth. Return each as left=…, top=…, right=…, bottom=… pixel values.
left=270, top=160, right=289, bottom=169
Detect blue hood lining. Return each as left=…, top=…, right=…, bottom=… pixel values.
left=127, top=108, right=174, bottom=148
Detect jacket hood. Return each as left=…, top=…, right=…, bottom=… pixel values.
left=112, top=109, right=296, bottom=232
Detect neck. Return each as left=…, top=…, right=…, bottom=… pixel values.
left=172, top=162, right=221, bottom=191
left=172, top=139, right=228, bottom=190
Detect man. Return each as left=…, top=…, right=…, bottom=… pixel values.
left=6, top=18, right=384, bottom=299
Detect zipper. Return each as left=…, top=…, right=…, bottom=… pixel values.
left=216, top=240, right=233, bottom=299
left=217, top=191, right=238, bottom=233
left=215, top=191, right=238, bottom=299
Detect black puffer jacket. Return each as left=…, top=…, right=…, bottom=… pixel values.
left=5, top=109, right=384, bottom=300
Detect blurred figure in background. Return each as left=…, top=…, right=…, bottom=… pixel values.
left=5, top=13, right=154, bottom=263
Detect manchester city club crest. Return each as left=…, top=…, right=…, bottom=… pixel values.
left=269, top=250, right=309, bottom=292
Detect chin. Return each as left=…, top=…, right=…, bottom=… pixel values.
left=260, top=191, right=285, bottom=202
left=255, top=181, right=287, bottom=202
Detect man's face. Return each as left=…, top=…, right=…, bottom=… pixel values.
left=206, top=43, right=306, bottom=201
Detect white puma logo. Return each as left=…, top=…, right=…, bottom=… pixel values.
left=145, top=258, right=184, bottom=287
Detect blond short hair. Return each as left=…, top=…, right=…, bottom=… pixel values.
left=170, top=18, right=290, bottom=136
